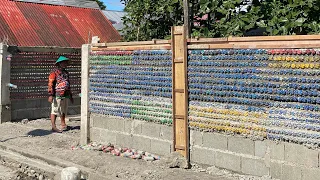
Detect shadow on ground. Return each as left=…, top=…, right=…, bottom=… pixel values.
left=27, top=129, right=52, bottom=136
left=27, top=126, right=80, bottom=136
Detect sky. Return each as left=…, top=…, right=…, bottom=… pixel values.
left=102, top=0, right=124, bottom=11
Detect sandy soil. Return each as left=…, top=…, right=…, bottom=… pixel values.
left=0, top=119, right=276, bottom=180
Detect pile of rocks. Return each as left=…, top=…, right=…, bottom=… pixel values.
left=72, top=142, right=160, bottom=161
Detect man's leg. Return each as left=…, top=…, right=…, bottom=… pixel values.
left=51, top=98, right=62, bottom=133
left=51, top=114, right=62, bottom=132
left=60, top=99, right=68, bottom=130
left=61, top=113, right=67, bottom=129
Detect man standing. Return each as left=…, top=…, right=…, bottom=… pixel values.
left=48, top=56, right=73, bottom=133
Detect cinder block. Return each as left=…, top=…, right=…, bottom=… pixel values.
left=190, top=146, right=215, bottom=165
left=11, top=111, right=17, bottom=121
left=255, top=140, right=267, bottom=158
left=90, top=127, right=101, bottom=142
left=215, top=151, right=241, bottom=172
left=241, top=157, right=269, bottom=176
left=100, top=129, right=116, bottom=144
left=92, top=115, right=105, bottom=129
left=190, top=130, right=202, bottom=146
left=159, top=125, right=172, bottom=141
left=132, top=120, right=142, bottom=134
left=11, top=100, right=26, bottom=110
left=302, top=167, right=320, bottom=180
left=132, top=135, right=151, bottom=152
left=150, top=140, right=171, bottom=155
left=15, top=109, right=34, bottom=120
left=141, top=122, right=160, bottom=138
left=284, top=143, right=318, bottom=167
left=228, top=136, right=254, bottom=155
left=116, top=133, right=132, bottom=148
left=270, top=161, right=282, bottom=180
left=282, top=164, right=302, bottom=180
left=203, top=132, right=227, bottom=150
left=105, top=118, right=124, bottom=132
left=269, top=141, right=285, bottom=161
left=123, top=119, right=132, bottom=134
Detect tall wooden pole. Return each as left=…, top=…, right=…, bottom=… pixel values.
left=183, top=0, right=190, bottom=38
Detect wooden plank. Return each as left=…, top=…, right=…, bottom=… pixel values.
left=187, top=37, right=228, bottom=43
left=91, top=39, right=171, bottom=47
left=188, top=44, right=233, bottom=49
left=91, top=45, right=171, bottom=51
left=232, top=41, right=320, bottom=49
left=175, top=115, right=185, bottom=119
left=174, top=89, right=184, bottom=93
left=171, top=26, right=189, bottom=161
left=175, top=145, right=186, bottom=150
left=228, top=35, right=320, bottom=42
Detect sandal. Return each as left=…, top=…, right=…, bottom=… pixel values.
left=61, top=126, right=70, bottom=131
left=52, top=127, right=62, bottom=133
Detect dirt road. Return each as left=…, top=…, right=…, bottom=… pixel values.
left=0, top=119, right=275, bottom=180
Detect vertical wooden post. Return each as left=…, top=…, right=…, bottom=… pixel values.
left=80, top=44, right=91, bottom=145
left=183, top=0, right=190, bottom=38
left=171, top=26, right=189, bottom=160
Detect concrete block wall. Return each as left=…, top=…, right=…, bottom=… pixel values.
left=190, top=130, right=320, bottom=180
left=90, top=114, right=172, bottom=156
left=11, top=97, right=80, bottom=121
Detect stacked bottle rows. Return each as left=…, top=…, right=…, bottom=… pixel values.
left=188, top=49, right=320, bottom=146
left=89, top=50, right=172, bottom=124
left=10, top=52, right=81, bottom=100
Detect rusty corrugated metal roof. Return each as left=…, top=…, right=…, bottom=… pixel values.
left=0, top=0, right=121, bottom=47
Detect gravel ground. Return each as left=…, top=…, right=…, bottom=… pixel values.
left=0, top=119, right=277, bottom=180
left=0, top=163, right=16, bottom=180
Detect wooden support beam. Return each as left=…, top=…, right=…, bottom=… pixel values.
left=171, top=26, right=189, bottom=162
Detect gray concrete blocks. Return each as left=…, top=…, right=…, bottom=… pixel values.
left=191, top=146, right=215, bottom=165
left=284, top=143, right=319, bottom=167
left=123, top=119, right=132, bottom=134
left=241, top=157, right=269, bottom=176
left=131, top=120, right=142, bottom=134
left=270, top=161, right=282, bottom=180
left=302, top=167, right=320, bottom=180
left=269, top=141, right=285, bottom=161
left=190, top=130, right=202, bottom=146
left=150, top=140, right=171, bottom=155
left=228, top=136, right=254, bottom=155
left=141, top=122, right=160, bottom=138
left=215, top=151, right=241, bottom=172
left=105, top=117, right=124, bottom=132
left=90, top=127, right=101, bottom=143
left=100, top=129, right=116, bottom=144
left=92, top=115, right=105, bottom=129
left=203, top=132, right=228, bottom=150
left=159, top=125, right=172, bottom=141
left=132, top=135, right=151, bottom=152
left=282, top=164, right=302, bottom=180
left=254, top=140, right=267, bottom=158
left=116, top=133, right=132, bottom=148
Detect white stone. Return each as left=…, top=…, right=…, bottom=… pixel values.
left=61, top=167, right=81, bottom=180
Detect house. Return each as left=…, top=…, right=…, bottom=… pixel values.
left=102, top=10, right=126, bottom=31
left=0, top=0, right=121, bottom=47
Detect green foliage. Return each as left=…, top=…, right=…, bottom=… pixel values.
left=121, top=0, right=320, bottom=40
left=90, top=0, right=107, bottom=10
left=120, top=0, right=183, bottom=41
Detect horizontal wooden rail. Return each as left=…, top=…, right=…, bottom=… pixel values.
left=92, top=39, right=171, bottom=48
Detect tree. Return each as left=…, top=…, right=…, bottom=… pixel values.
left=120, top=0, right=184, bottom=41
left=120, top=0, right=320, bottom=41
left=90, top=0, right=107, bottom=10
